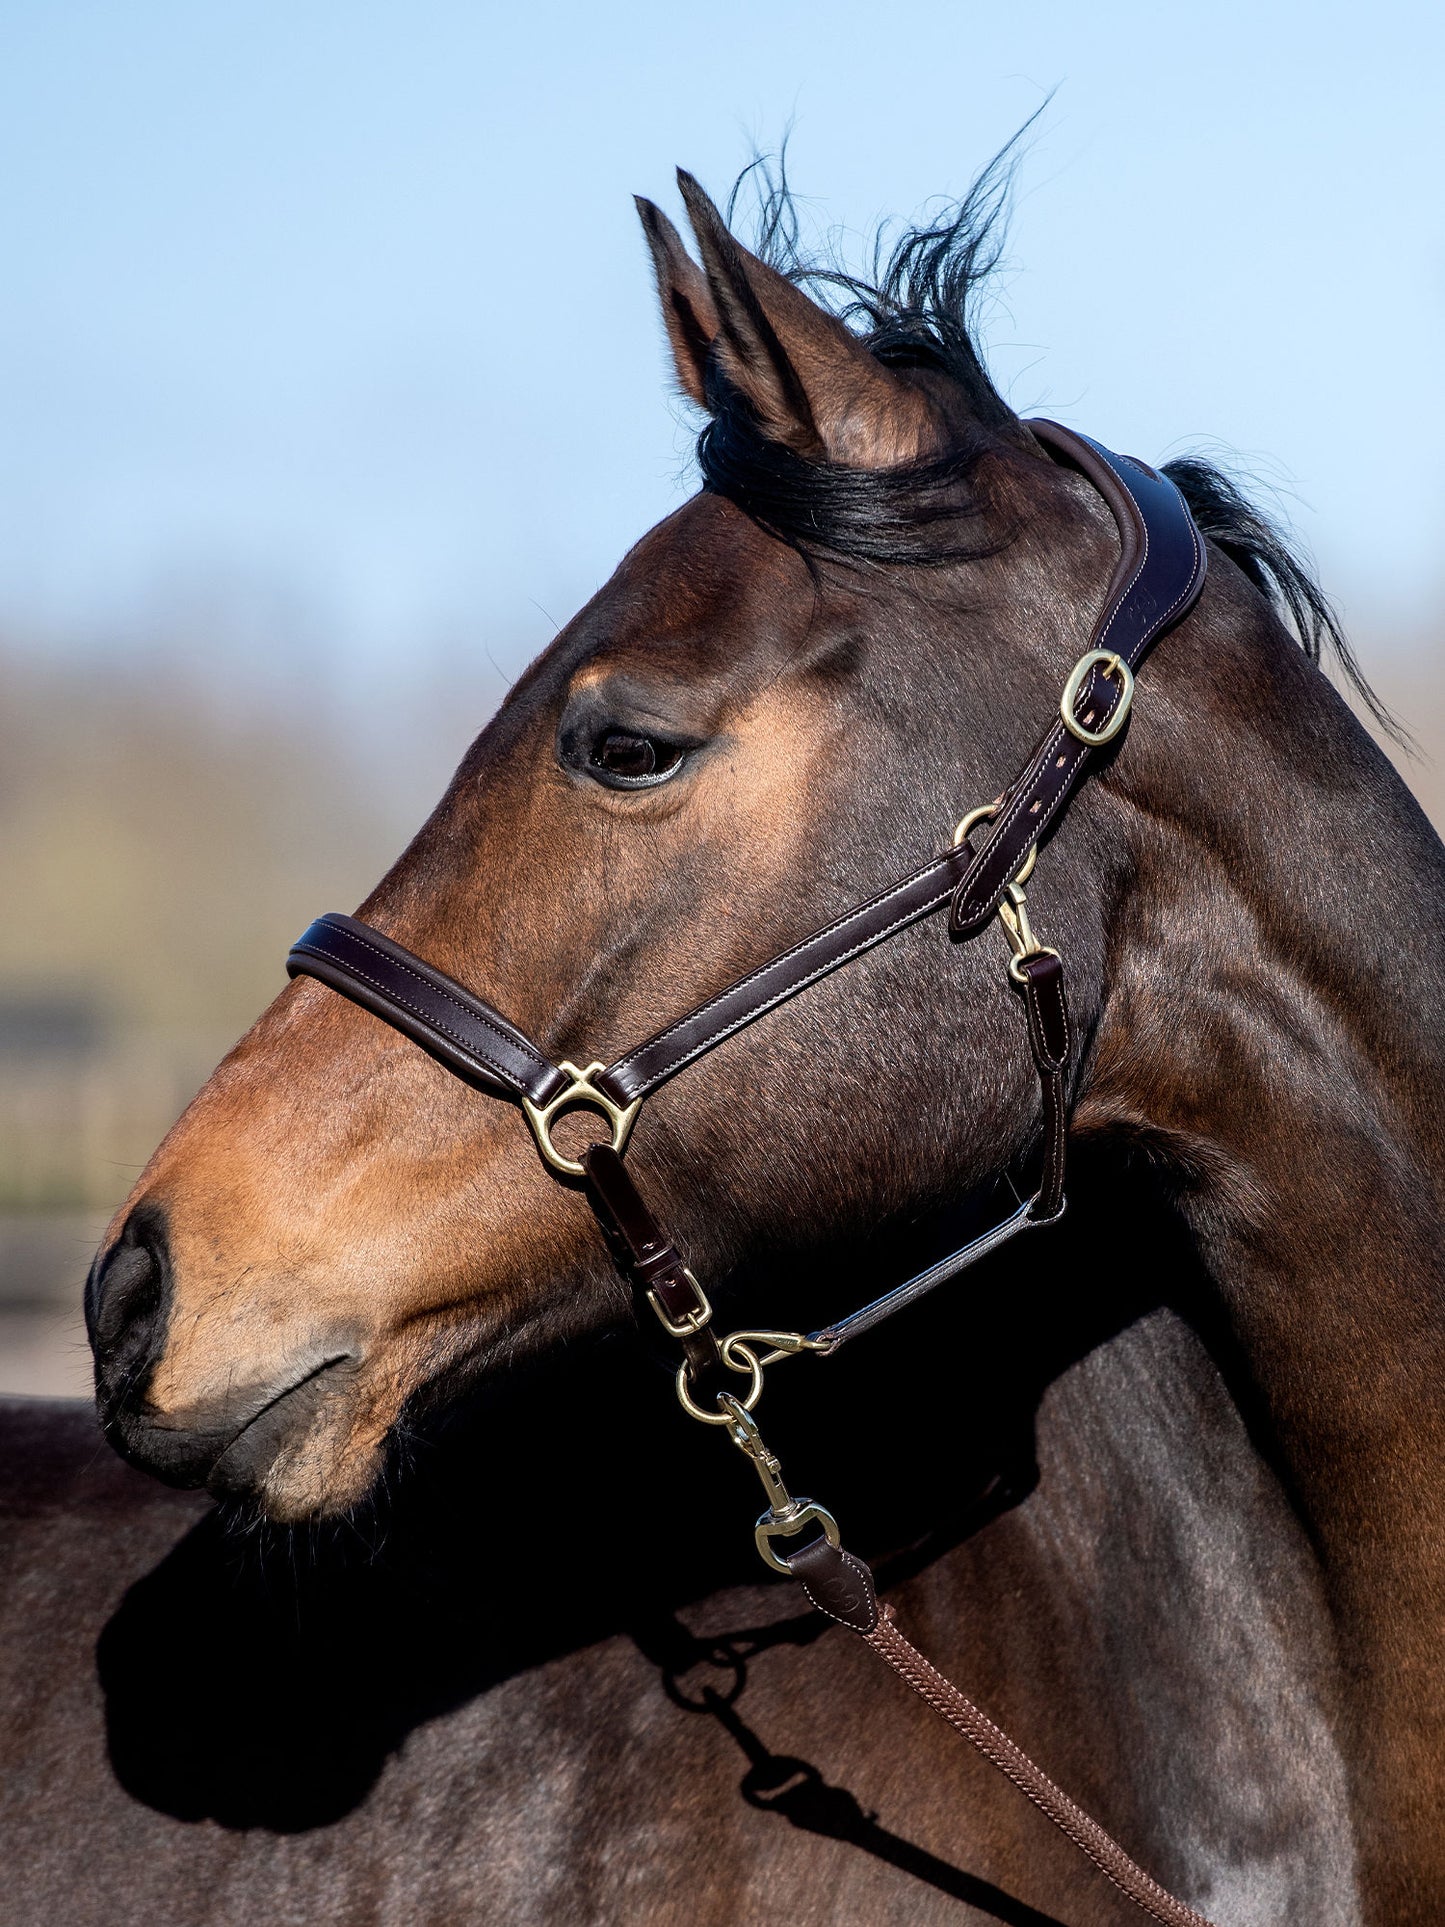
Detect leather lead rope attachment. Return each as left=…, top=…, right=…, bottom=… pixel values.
left=788, top=1538, right=1216, bottom=1927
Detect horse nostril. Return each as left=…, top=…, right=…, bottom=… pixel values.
left=87, top=1206, right=172, bottom=1401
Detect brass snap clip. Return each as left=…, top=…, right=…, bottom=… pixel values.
left=997, top=881, right=1060, bottom=986
left=1060, top=648, right=1135, bottom=747
left=719, top=1394, right=842, bottom=1576
left=521, top=1059, right=640, bottom=1177
left=950, top=802, right=1054, bottom=982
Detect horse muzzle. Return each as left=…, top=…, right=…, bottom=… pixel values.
left=87, top=1207, right=358, bottom=1500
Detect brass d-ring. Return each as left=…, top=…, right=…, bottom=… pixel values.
left=521, top=1059, right=641, bottom=1178
left=951, top=801, right=1037, bottom=887
left=675, top=1342, right=765, bottom=1424
left=1061, top=649, right=1135, bottom=746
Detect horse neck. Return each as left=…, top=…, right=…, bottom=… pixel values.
left=1085, top=606, right=1445, bottom=1916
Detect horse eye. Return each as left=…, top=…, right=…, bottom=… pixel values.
left=589, top=729, right=685, bottom=786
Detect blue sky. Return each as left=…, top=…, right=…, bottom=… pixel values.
left=1, top=0, right=1441, bottom=690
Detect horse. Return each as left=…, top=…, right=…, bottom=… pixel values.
left=5, top=158, right=1442, bottom=1924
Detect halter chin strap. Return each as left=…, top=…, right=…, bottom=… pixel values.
left=284, top=421, right=1214, bottom=1927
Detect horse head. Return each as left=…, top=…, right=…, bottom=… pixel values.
left=83, top=170, right=1376, bottom=1532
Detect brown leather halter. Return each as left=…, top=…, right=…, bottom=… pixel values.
left=287, top=421, right=1216, bottom=1925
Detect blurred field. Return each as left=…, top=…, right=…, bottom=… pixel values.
left=0, top=626, right=491, bottom=1393
left=1, top=623, right=1440, bottom=1396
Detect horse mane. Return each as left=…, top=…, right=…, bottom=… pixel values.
left=697, top=139, right=1393, bottom=734
left=739, top=138, right=1019, bottom=431
left=1160, top=456, right=1396, bottom=735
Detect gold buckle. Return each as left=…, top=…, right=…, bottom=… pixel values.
left=521, top=1059, right=640, bottom=1177
left=646, top=1268, right=712, bottom=1339
left=1060, top=649, right=1134, bottom=746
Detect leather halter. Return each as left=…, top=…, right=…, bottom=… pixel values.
left=288, top=420, right=1204, bottom=1342
left=286, top=421, right=1215, bottom=1927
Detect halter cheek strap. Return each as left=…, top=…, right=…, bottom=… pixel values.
left=284, top=420, right=1213, bottom=1927
left=949, top=423, right=1204, bottom=938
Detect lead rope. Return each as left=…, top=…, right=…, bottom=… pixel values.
left=584, top=864, right=1217, bottom=1927
left=867, top=1625, right=1209, bottom=1927
left=792, top=1539, right=1213, bottom=1927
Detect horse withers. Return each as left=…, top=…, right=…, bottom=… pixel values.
left=10, top=161, right=1445, bottom=1924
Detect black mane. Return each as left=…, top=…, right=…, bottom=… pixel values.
left=1160, top=457, right=1393, bottom=733
left=695, top=139, right=1390, bottom=731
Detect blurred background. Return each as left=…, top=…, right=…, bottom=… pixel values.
left=2, top=1, right=1441, bottom=1396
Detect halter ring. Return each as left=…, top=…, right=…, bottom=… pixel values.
left=1060, top=649, right=1135, bottom=746
left=521, top=1059, right=640, bottom=1177
left=951, top=801, right=1037, bottom=887
left=675, top=1343, right=765, bottom=1424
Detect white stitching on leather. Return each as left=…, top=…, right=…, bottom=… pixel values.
left=609, top=849, right=966, bottom=1094
left=295, top=930, right=557, bottom=1096
left=797, top=1548, right=880, bottom=1631
left=954, top=466, right=1203, bottom=932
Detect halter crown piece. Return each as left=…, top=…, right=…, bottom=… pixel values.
left=286, top=423, right=1216, bottom=1927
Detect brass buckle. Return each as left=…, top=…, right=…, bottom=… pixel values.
left=646, top=1268, right=712, bottom=1339
left=1060, top=649, right=1134, bottom=746
left=521, top=1060, right=640, bottom=1177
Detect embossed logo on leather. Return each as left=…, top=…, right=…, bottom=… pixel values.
left=797, top=1544, right=879, bottom=1633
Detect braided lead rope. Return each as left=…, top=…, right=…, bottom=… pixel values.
left=863, top=1607, right=1215, bottom=1927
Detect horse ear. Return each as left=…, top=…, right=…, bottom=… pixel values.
left=673, top=168, right=936, bottom=466
left=635, top=196, right=720, bottom=408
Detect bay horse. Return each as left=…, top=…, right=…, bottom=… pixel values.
left=4, top=160, right=1441, bottom=1924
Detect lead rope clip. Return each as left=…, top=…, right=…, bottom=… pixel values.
left=718, top=1392, right=841, bottom=1575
